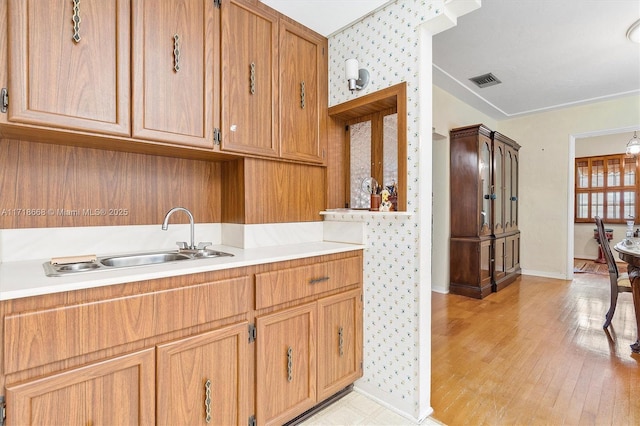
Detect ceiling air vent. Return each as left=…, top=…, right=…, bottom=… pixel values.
left=469, top=72, right=501, bottom=88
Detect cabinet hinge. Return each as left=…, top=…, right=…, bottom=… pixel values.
left=1, top=88, right=8, bottom=113
left=248, top=415, right=256, bottom=426
left=213, top=0, right=221, bottom=8
left=0, top=395, right=5, bottom=426
left=248, top=323, right=257, bottom=343
left=213, top=128, right=221, bottom=145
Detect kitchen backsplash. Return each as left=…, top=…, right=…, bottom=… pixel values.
left=0, top=221, right=365, bottom=263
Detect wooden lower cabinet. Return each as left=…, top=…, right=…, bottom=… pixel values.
left=0, top=251, right=363, bottom=426
left=156, top=323, right=249, bottom=426
left=256, top=303, right=317, bottom=426
left=254, top=252, right=363, bottom=425
left=255, top=292, right=363, bottom=426
left=495, top=232, right=521, bottom=292
left=449, top=237, right=492, bottom=299
left=317, top=289, right=363, bottom=401
left=6, top=349, right=156, bottom=425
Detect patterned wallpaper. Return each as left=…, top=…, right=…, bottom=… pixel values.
left=327, top=0, right=445, bottom=420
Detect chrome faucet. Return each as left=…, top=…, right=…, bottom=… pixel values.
left=161, top=207, right=196, bottom=250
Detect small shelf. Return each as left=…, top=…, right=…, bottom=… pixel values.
left=321, top=210, right=413, bottom=218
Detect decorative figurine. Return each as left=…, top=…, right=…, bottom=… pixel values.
left=379, top=189, right=392, bottom=212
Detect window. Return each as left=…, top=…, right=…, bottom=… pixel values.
left=575, top=154, right=639, bottom=223
left=348, top=109, right=398, bottom=209
left=328, top=83, right=407, bottom=211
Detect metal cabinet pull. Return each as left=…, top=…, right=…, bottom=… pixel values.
left=309, top=276, right=329, bottom=285
left=300, top=81, right=306, bottom=109
left=338, top=326, right=344, bottom=357
left=173, top=34, right=181, bottom=72
left=72, top=0, right=81, bottom=43
left=204, top=379, right=212, bottom=423
left=287, top=347, right=293, bottom=382
left=250, top=62, right=256, bottom=94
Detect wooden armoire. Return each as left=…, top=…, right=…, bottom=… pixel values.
left=449, top=124, right=521, bottom=298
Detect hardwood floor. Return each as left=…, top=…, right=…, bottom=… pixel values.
left=431, top=273, right=639, bottom=425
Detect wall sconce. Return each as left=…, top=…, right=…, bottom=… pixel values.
left=345, top=59, right=370, bottom=92
left=626, top=131, right=640, bottom=155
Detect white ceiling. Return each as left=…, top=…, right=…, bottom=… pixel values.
left=432, top=0, right=640, bottom=119
left=262, top=0, right=640, bottom=121
left=260, top=0, right=392, bottom=36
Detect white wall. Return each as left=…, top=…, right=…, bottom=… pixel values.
left=498, top=95, right=640, bottom=278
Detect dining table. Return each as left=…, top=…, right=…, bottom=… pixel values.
left=613, top=240, right=640, bottom=353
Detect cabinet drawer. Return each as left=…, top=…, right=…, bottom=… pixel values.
left=3, top=276, right=251, bottom=374
left=255, top=257, right=362, bottom=309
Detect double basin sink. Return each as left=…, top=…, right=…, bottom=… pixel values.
left=43, top=248, right=234, bottom=277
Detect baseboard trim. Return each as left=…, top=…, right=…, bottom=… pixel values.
left=284, top=385, right=353, bottom=425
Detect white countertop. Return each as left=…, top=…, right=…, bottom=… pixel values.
left=0, top=241, right=364, bottom=301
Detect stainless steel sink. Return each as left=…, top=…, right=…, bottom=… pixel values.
left=43, top=249, right=234, bottom=277
left=100, top=252, right=193, bottom=268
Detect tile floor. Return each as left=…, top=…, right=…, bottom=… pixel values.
left=298, top=392, right=444, bottom=426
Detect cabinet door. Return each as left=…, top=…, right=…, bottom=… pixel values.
left=132, top=0, right=215, bottom=148
left=6, top=349, right=155, bottom=425
left=505, top=233, right=520, bottom=274
left=279, top=21, right=326, bottom=164
left=7, top=0, right=130, bottom=136
left=505, top=145, right=519, bottom=233
left=494, top=236, right=506, bottom=284
left=449, top=238, right=492, bottom=298
left=256, top=303, right=316, bottom=426
left=220, top=0, right=279, bottom=156
left=493, top=141, right=505, bottom=235
left=317, top=289, right=363, bottom=400
left=156, top=323, right=249, bottom=426
left=479, top=137, right=493, bottom=236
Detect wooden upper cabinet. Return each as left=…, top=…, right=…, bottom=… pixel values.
left=6, top=0, right=130, bottom=136
left=279, top=21, right=327, bottom=164
left=493, top=131, right=520, bottom=235
left=220, top=0, right=279, bottom=157
left=450, top=125, right=494, bottom=238
left=132, top=0, right=215, bottom=148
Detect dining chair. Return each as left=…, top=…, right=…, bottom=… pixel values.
left=595, top=216, right=633, bottom=328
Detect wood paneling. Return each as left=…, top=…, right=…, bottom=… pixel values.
left=0, top=139, right=222, bottom=228
left=326, top=117, right=347, bottom=209
left=222, top=157, right=325, bottom=224
left=244, top=158, right=325, bottom=223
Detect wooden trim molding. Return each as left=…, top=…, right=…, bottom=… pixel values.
left=328, top=82, right=407, bottom=211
